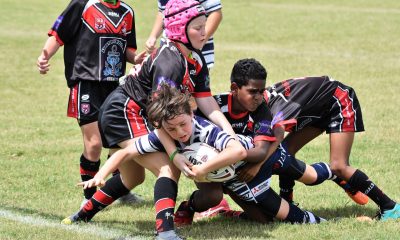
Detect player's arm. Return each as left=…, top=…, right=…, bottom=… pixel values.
left=238, top=126, right=285, bottom=182
left=37, top=36, right=60, bottom=74
left=204, top=9, right=222, bottom=43
left=157, top=128, right=195, bottom=177
left=77, top=144, right=141, bottom=189
left=192, top=139, right=247, bottom=182
left=145, top=11, right=163, bottom=53
left=126, top=48, right=146, bottom=65
left=196, top=96, right=236, bottom=137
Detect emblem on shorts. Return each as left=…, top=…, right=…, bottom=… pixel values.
left=81, top=103, right=91, bottom=114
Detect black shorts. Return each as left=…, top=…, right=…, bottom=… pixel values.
left=67, top=81, right=119, bottom=126
left=98, top=87, right=153, bottom=148
left=295, top=83, right=365, bottom=133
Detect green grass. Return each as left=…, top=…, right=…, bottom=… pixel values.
left=1, top=0, right=399, bottom=239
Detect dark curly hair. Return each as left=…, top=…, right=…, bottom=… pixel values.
left=147, top=84, right=192, bottom=129
left=230, top=58, right=267, bottom=87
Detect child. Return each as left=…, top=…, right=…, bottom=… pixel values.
left=36, top=0, right=145, bottom=205
left=261, top=76, right=400, bottom=220
left=145, top=0, right=223, bottom=69
left=79, top=85, right=324, bottom=231
left=77, top=84, right=247, bottom=239
left=175, top=59, right=340, bottom=225
left=62, top=0, right=237, bottom=239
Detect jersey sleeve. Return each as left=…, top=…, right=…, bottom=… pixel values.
left=201, top=0, right=222, bottom=14
left=158, top=0, right=167, bottom=12
left=134, top=130, right=165, bottom=154
left=48, top=0, right=84, bottom=46
left=251, top=103, right=276, bottom=142
left=126, top=8, right=137, bottom=50
left=205, top=124, right=235, bottom=152
left=191, top=51, right=212, bottom=98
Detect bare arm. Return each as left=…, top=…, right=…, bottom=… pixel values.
left=77, top=145, right=139, bottom=189
left=37, top=36, right=61, bottom=74
left=157, top=128, right=195, bottom=177
left=126, top=48, right=146, bottom=65
left=237, top=126, right=286, bottom=182
left=145, top=11, right=164, bottom=53
left=205, top=9, right=222, bottom=43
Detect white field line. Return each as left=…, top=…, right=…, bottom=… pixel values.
left=0, top=208, right=147, bottom=240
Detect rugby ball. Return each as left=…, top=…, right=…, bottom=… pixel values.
left=181, top=142, right=235, bottom=182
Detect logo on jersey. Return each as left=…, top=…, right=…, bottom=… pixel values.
left=254, top=120, right=273, bottom=135
left=108, top=12, right=120, bottom=18
left=271, top=111, right=284, bottom=126
left=81, top=103, right=90, bottom=114
left=156, top=76, right=177, bottom=90
left=52, top=16, right=63, bottom=30
left=95, top=18, right=105, bottom=30
left=100, top=38, right=126, bottom=80
left=81, top=94, right=90, bottom=101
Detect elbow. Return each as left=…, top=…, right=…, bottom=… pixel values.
left=237, top=146, right=247, bottom=161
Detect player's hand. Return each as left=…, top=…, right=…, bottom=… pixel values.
left=145, top=37, right=157, bottom=54
left=173, top=153, right=195, bottom=178
left=191, top=165, right=210, bottom=182
left=37, top=49, right=50, bottom=74
left=77, top=178, right=106, bottom=189
left=134, top=50, right=146, bottom=65
left=237, top=162, right=261, bottom=183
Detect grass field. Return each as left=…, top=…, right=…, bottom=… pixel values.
left=1, top=0, right=399, bottom=239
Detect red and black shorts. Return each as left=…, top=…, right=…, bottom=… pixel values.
left=296, top=83, right=364, bottom=133
left=98, top=87, right=153, bottom=148
left=67, top=81, right=119, bottom=126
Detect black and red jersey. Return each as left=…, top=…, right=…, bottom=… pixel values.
left=264, top=76, right=342, bottom=131
left=49, top=0, right=137, bottom=87
left=121, top=40, right=212, bottom=108
left=197, top=92, right=276, bottom=143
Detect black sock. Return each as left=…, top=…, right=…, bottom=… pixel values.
left=154, top=177, right=177, bottom=233
left=78, top=174, right=130, bottom=221
left=285, top=203, right=322, bottom=224
left=279, top=175, right=295, bottom=202
left=348, top=169, right=396, bottom=211
left=80, top=155, right=100, bottom=199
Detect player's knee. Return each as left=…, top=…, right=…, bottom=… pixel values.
left=330, top=161, right=348, bottom=177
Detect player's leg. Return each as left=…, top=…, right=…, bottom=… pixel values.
left=62, top=139, right=145, bottom=224
left=175, top=182, right=228, bottom=226
left=277, top=127, right=322, bottom=202
left=79, top=122, right=103, bottom=205
left=330, top=132, right=398, bottom=219
left=134, top=151, right=182, bottom=237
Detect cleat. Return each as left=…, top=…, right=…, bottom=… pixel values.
left=116, top=192, right=144, bottom=205
left=61, top=212, right=81, bottom=225
left=194, top=198, right=231, bottom=220
left=339, top=181, right=369, bottom=205
left=305, top=211, right=326, bottom=224
left=80, top=198, right=89, bottom=209
left=378, top=203, right=400, bottom=221
left=218, top=210, right=244, bottom=219
left=174, top=201, right=194, bottom=227
left=155, top=230, right=185, bottom=240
